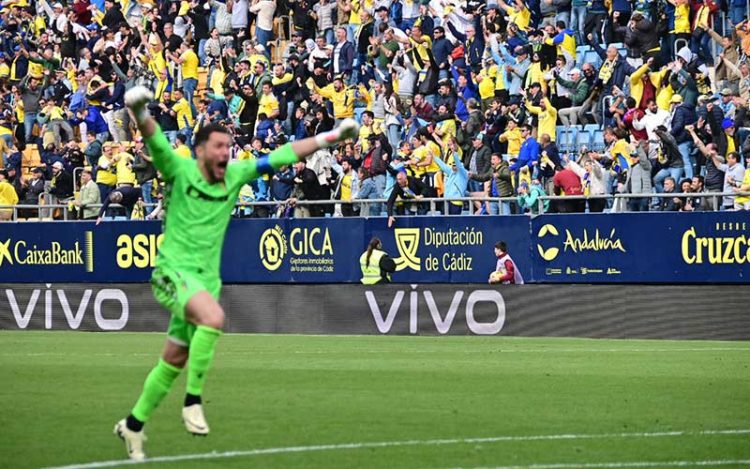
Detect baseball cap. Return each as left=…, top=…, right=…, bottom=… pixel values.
left=721, top=88, right=733, bottom=96
left=669, top=94, right=683, bottom=104
left=473, top=132, right=485, bottom=141
left=722, top=118, right=735, bottom=129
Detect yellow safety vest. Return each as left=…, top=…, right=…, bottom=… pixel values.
left=360, top=249, right=388, bottom=284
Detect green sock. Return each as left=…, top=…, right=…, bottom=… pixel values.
left=186, top=325, right=222, bottom=397
left=131, top=359, right=182, bottom=422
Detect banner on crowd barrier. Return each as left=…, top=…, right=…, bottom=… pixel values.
left=0, top=212, right=747, bottom=284
left=1, top=283, right=748, bottom=340
left=529, top=212, right=750, bottom=283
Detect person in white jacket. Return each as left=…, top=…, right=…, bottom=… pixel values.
left=632, top=98, right=670, bottom=159
left=566, top=156, right=607, bottom=212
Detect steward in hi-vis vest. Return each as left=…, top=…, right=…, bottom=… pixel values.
left=360, top=237, right=397, bottom=284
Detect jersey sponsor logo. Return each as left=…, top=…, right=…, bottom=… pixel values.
left=186, top=185, right=230, bottom=202
left=365, top=285, right=506, bottom=335
left=0, top=233, right=93, bottom=271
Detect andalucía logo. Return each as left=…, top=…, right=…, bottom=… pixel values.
left=0, top=232, right=94, bottom=272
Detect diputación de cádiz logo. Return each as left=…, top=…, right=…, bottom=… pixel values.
left=0, top=231, right=94, bottom=272
left=536, top=224, right=560, bottom=261
left=259, top=225, right=287, bottom=271
left=393, top=228, right=421, bottom=271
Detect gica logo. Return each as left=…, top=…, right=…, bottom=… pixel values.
left=536, top=224, right=560, bottom=261
left=259, top=224, right=335, bottom=272
left=259, top=225, right=287, bottom=271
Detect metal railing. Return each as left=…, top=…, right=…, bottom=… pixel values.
left=0, top=192, right=747, bottom=222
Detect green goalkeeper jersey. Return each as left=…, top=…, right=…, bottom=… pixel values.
left=145, top=127, right=297, bottom=279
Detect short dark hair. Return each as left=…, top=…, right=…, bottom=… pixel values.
left=194, top=122, right=231, bottom=147
left=176, top=134, right=187, bottom=144
left=521, top=124, right=533, bottom=133
left=495, top=241, right=508, bottom=252
left=556, top=20, right=566, bottom=29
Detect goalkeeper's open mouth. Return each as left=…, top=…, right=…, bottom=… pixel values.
left=214, top=159, right=229, bottom=180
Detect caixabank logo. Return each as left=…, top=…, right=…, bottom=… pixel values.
left=259, top=225, right=335, bottom=273
left=0, top=231, right=94, bottom=272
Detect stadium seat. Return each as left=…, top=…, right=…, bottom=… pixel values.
left=354, top=107, right=366, bottom=123
left=556, top=126, right=577, bottom=153
left=583, top=123, right=601, bottom=133
left=197, top=67, right=208, bottom=92
left=22, top=144, right=41, bottom=175
left=591, top=129, right=606, bottom=152
left=576, top=128, right=592, bottom=149
left=583, top=50, right=602, bottom=69
left=575, top=45, right=592, bottom=68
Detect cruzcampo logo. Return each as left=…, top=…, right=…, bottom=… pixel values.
left=536, top=224, right=560, bottom=261
left=393, top=228, right=421, bottom=271
left=259, top=225, right=287, bottom=271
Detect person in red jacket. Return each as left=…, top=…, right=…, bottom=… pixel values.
left=552, top=164, right=585, bottom=213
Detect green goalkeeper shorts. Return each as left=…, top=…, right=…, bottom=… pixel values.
left=151, top=266, right=222, bottom=346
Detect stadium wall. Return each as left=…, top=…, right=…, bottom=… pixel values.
left=0, top=212, right=748, bottom=284
left=1, top=284, right=749, bottom=340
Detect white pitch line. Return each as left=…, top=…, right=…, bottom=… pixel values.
left=459, top=459, right=750, bottom=469
left=42, top=429, right=750, bottom=469
left=7, top=348, right=750, bottom=358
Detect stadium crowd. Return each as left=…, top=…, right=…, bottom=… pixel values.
left=0, top=0, right=749, bottom=221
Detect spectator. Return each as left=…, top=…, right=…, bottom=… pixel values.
left=97, top=185, right=141, bottom=222
left=659, top=177, right=680, bottom=211
left=74, top=168, right=101, bottom=220
left=517, top=179, right=549, bottom=214
left=471, top=153, right=513, bottom=215
left=0, top=169, right=18, bottom=220
left=386, top=169, right=428, bottom=227
left=48, top=160, right=73, bottom=202
left=552, top=163, right=584, bottom=213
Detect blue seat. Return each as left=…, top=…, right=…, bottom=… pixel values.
left=583, top=123, right=601, bottom=133
left=576, top=128, right=592, bottom=149
left=583, top=50, right=602, bottom=69
left=575, top=45, right=592, bottom=68
left=556, top=126, right=577, bottom=153
left=591, top=129, right=606, bottom=152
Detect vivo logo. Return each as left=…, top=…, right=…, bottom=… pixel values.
left=5, top=284, right=129, bottom=330
left=365, top=285, right=506, bottom=335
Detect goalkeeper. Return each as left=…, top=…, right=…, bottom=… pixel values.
left=114, top=86, right=359, bottom=461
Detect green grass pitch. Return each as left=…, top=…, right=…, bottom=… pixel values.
left=2, top=332, right=749, bottom=469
